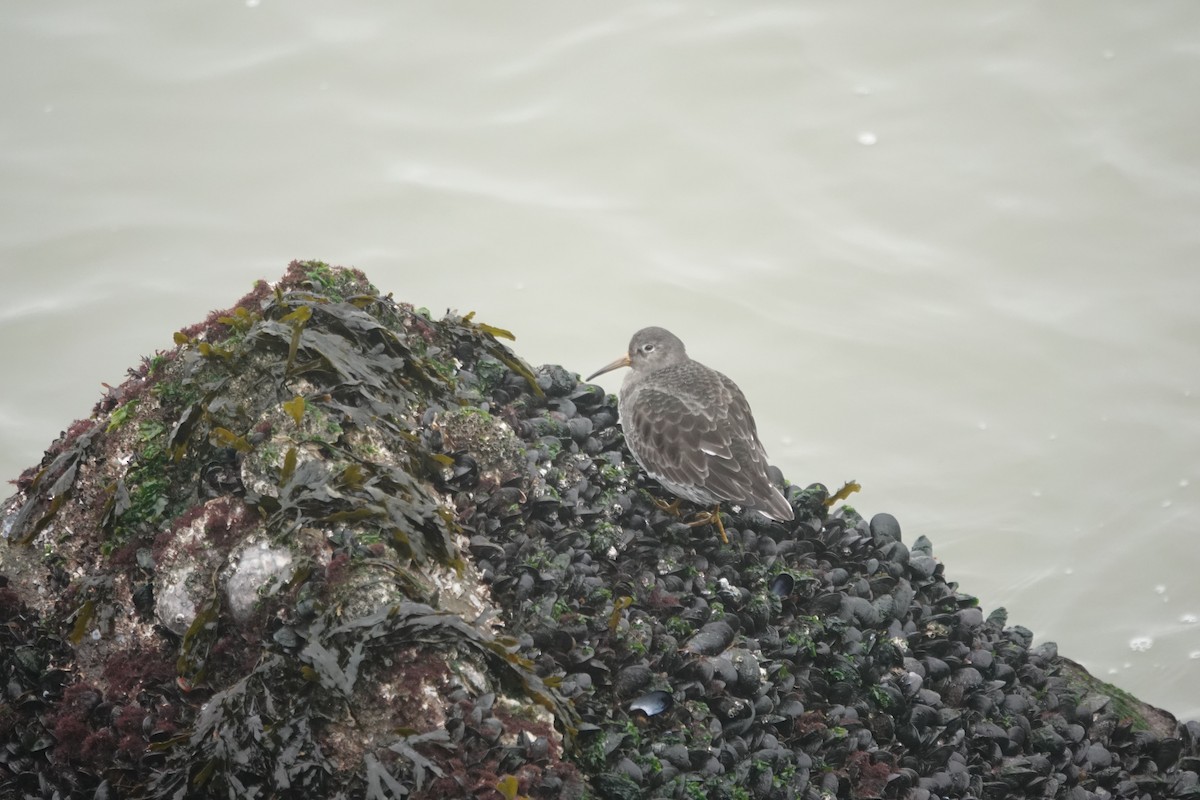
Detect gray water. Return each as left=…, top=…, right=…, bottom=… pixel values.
left=2, top=3, right=1197, bottom=720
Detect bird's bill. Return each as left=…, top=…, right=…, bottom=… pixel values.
left=585, top=354, right=631, bottom=382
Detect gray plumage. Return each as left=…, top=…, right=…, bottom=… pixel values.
left=586, top=326, right=794, bottom=523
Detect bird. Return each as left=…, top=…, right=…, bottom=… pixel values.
left=585, top=326, right=794, bottom=542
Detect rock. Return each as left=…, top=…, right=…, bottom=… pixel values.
left=0, top=260, right=1194, bottom=799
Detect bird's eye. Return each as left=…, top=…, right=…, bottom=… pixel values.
left=642, top=343, right=655, bottom=353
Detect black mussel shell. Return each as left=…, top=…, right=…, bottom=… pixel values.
left=769, top=573, right=795, bottom=597
left=630, top=690, right=674, bottom=717
left=682, top=620, right=736, bottom=656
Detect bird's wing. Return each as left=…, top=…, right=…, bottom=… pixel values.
left=710, top=375, right=793, bottom=520
left=624, top=380, right=772, bottom=508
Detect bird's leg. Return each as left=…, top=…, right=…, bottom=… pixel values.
left=823, top=480, right=862, bottom=508
left=686, top=504, right=728, bottom=544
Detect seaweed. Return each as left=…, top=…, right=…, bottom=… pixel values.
left=9, top=424, right=100, bottom=544
left=148, top=602, right=577, bottom=800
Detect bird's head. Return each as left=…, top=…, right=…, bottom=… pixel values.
left=586, top=326, right=687, bottom=381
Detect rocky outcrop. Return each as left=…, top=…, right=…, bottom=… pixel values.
left=1, top=261, right=1196, bottom=799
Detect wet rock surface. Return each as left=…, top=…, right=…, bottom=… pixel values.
left=1, top=262, right=1196, bottom=799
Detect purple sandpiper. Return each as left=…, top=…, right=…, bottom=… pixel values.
left=586, top=326, right=794, bottom=541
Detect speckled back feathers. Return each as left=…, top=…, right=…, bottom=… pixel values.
left=613, top=327, right=793, bottom=522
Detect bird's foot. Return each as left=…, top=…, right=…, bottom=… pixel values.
left=653, top=496, right=683, bottom=515
left=823, top=480, right=862, bottom=508
left=685, top=505, right=728, bottom=544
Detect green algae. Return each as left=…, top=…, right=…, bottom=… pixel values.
left=106, top=400, right=139, bottom=432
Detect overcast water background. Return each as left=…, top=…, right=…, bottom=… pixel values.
left=2, top=3, right=1197, bottom=720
